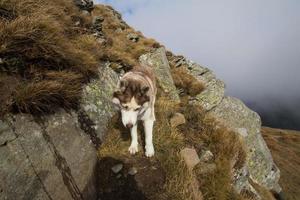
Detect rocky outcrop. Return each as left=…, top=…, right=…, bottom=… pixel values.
left=0, top=111, right=97, bottom=200
left=145, top=48, right=281, bottom=198
left=211, top=97, right=281, bottom=193
left=80, top=64, right=119, bottom=143
left=140, top=48, right=180, bottom=102
left=0, top=63, right=119, bottom=200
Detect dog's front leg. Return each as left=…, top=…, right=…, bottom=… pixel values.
left=144, top=120, right=155, bottom=157
left=128, top=124, right=138, bottom=155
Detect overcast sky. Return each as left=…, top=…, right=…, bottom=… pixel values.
left=96, top=0, right=300, bottom=106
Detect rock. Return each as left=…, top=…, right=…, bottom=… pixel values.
left=93, top=16, right=104, bottom=24
left=210, top=96, right=281, bottom=193
left=180, top=148, right=200, bottom=170
left=168, top=56, right=225, bottom=111
left=127, top=33, right=139, bottom=42
left=92, top=16, right=104, bottom=38
left=0, top=111, right=98, bottom=200
left=111, top=164, right=123, bottom=174
left=170, top=112, right=186, bottom=127
left=140, top=47, right=180, bottom=102
left=0, top=120, right=16, bottom=146
left=180, top=147, right=203, bottom=200
left=80, top=64, right=119, bottom=142
left=128, top=167, right=138, bottom=175
left=199, top=150, right=214, bottom=163
left=73, top=0, right=94, bottom=12
left=0, top=58, right=3, bottom=64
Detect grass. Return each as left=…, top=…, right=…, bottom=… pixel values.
left=92, top=5, right=161, bottom=69
left=262, top=127, right=300, bottom=200
left=0, top=1, right=161, bottom=117
left=0, top=0, right=99, bottom=116
left=171, top=66, right=205, bottom=96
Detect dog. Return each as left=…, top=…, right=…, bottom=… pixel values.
left=112, top=65, right=157, bottom=157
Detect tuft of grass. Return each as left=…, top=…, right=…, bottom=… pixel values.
left=180, top=105, right=251, bottom=200
left=13, top=80, right=82, bottom=114
left=0, top=0, right=100, bottom=116
left=171, top=66, right=206, bottom=96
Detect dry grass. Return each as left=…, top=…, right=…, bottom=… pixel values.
left=262, top=127, right=300, bottom=200
left=99, top=98, right=196, bottom=200
left=180, top=105, right=249, bottom=200
left=171, top=66, right=205, bottom=96
left=92, top=5, right=161, bottom=68
left=0, top=0, right=100, bottom=116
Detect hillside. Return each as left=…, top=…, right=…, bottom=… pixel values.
left=0, top=1, right=284, bottom=200
left=262, top=127, right=300, bottom=200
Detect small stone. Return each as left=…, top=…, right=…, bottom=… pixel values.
left=180, top=147, right=200, bottom=170
left=111, top=163, right=123, bottom=173
left=81, top=10, right=90, bottom=16
left=128, top=167, right=138, bottom=175
left=74, top=21, right=80, bottom=26
left=199, top=150, right=214, bottom=163
left=93, top=16, right=104, bottom=24
left=170, top=113, right=186, bottom=127
left=127, top=33, right=139, bottom=42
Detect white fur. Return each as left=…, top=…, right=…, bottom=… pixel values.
left=121, top=109, right=138, bottom=127
left=113, top=97, right=155, bottom=157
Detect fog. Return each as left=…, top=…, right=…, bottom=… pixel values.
left=96, top=0, right=300, bottom=130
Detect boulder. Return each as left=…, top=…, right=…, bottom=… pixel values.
left=0, top=111, right=97, bottom=200
left=168, top=56, right=225, bottom=111
left=210, top=96, right=281, bottom=193
left=80, top=64, right=119, bottom=142
left=180, top=147, right=200, bottom=170
left=0, top=61, right=119, bottom=200
left=140, top=48, right=180, bottom=102
left=170, top=112, right=186, bottom=127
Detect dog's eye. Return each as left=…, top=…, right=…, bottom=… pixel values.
left=134, top=108, right=140, bottom=112
left=124, top=106, right=129, bottom=109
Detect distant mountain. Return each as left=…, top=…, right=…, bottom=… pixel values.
left=245, top=100, right=300, bottom=131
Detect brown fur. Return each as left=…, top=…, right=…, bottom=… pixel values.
left=113, top=65, right=156, bottom=106
left=113, top=79, right=150, bottom=105
left=131, top=65, right=156, bottom=84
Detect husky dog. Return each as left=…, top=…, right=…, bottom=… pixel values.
left=112, top=65, right=157, bottom=157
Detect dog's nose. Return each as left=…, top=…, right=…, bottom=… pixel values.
left=126, top=123, right=133, bottom=129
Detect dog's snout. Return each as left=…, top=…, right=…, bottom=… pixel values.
left=126, top=123, right=133, bottom=129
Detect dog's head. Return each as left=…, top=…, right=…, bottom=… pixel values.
left=112, top=79, right=150, bottom=129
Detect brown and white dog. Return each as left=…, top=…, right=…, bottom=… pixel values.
left=112, top=65, right=157, bottom=157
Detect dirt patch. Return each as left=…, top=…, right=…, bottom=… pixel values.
left=97, top=156, right=165, bottom=200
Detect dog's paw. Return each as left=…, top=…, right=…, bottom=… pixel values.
left=128, top=144, right=138, bottom=155
left=145, top=144, right=155, bottom=157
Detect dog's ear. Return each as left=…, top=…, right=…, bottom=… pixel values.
left=112, top=91, right=121, bottom=105
left=141, top=86, right=149, bottom=94
left=120, top=80, right=128, bottom=92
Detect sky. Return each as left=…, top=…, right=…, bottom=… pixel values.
left=96, top=0, right=300, bottom=128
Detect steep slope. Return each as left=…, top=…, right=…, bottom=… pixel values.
left=262, top=127, right=300, bottom=200
left=0, top=1, right=283, bottom=200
